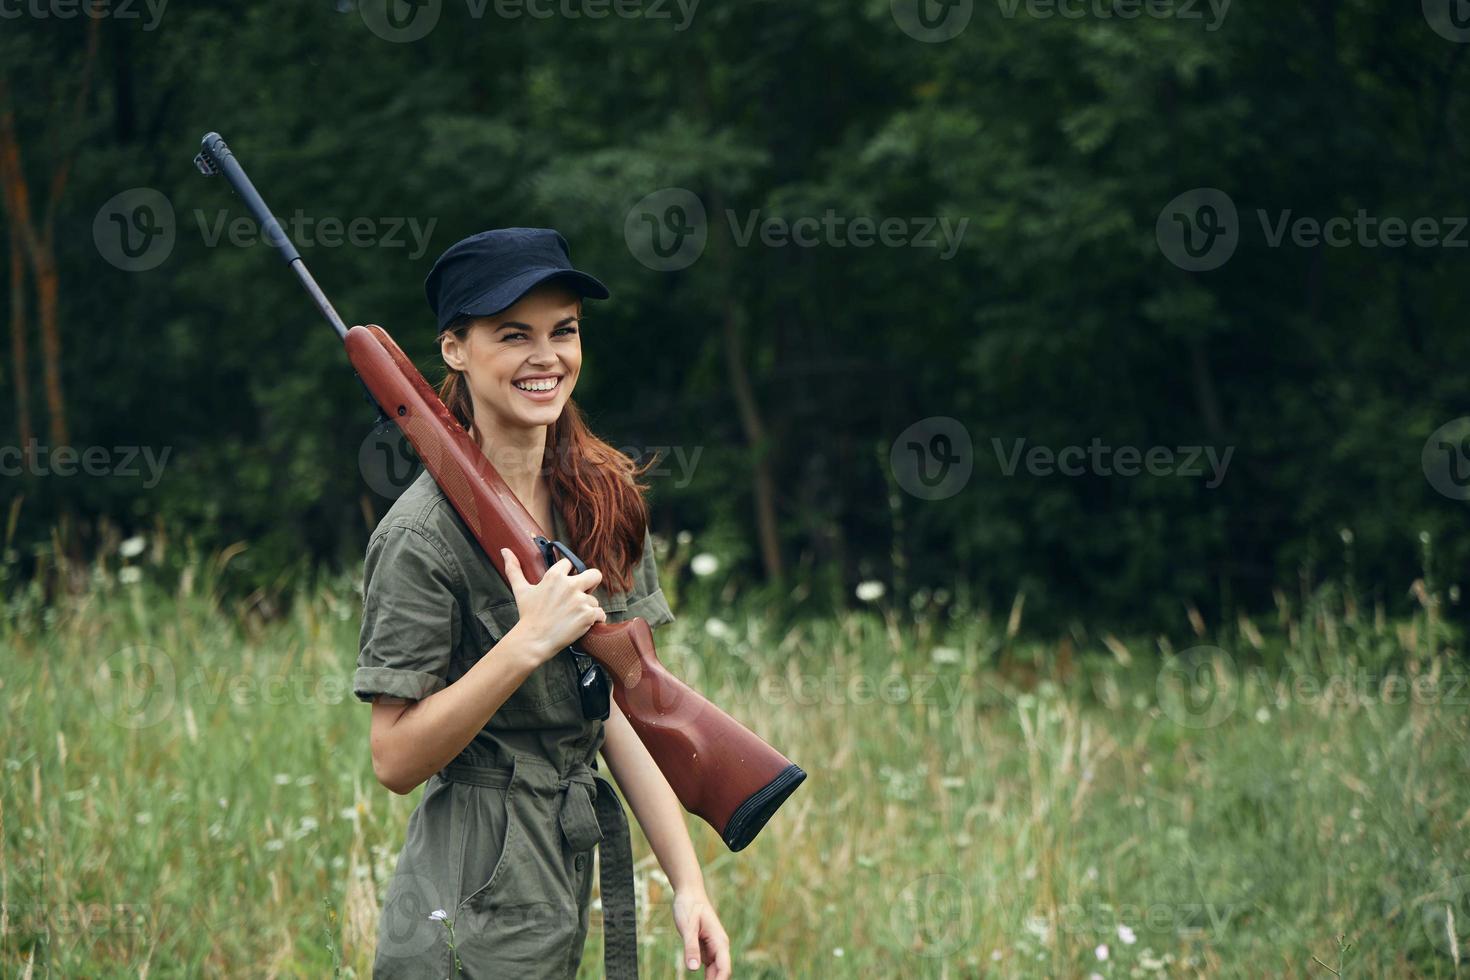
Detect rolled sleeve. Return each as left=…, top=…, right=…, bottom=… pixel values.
left=626, top=527, right=675, bottom=630
left=355, top=524, right=463, bottom=703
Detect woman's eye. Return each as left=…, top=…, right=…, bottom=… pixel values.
left=501, top=331, right=528, bottom=342
left=554, top=326, right=579, bottom=337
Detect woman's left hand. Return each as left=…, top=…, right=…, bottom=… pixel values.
left=672, top=886, right=732, bottom=979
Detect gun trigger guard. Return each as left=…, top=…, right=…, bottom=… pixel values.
left=534, top=536, right=588, bottom=574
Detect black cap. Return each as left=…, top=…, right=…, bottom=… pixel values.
left=424, top=228, right=610, bottom=334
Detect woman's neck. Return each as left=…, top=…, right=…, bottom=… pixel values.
left=474, top=415, right=552, bottom=522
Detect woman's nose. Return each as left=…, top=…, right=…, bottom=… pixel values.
left=527, top=335, right=558, bottom=364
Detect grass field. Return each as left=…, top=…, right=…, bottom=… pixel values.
left=3, top=545, right=1468, bottom=977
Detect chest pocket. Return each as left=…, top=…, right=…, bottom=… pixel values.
left=467, top=598, right=582, bottom=716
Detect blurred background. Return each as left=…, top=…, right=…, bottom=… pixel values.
left=4, top=2, right=1470, bottom=977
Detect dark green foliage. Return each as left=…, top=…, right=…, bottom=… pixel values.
left=2, top=1, right=1466, bottom=630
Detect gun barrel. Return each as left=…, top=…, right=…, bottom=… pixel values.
left=194, top=132, right=348, bottom=341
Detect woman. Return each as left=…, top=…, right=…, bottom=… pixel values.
left=354, top=228, right=731, bottom=979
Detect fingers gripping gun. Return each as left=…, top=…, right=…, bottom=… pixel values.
left=194, top=132, right=805, bottom=850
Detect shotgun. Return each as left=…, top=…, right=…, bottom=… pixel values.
left=193, top=132, right=804, bottom=850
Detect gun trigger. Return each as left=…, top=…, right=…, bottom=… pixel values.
left=534, top=536, right=588, bottom=574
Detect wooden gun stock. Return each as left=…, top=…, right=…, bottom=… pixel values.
left=346, top=324, right=805, bottom=850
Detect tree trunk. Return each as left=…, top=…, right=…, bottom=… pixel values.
left=7, top=224, right=31, bottom=450
left=721, top=297, right=784, bottom=583
left=35, top=252, right=66, bottom=447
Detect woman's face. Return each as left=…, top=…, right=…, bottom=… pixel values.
left=441, top=282, right=583, bottom=434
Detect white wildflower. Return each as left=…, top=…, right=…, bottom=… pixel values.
left=1117, top=923, right=1137, bottom=945
left=134, top=812, right=152, bottom=825
left=930, top=646, right=961, bottom=664
left=855, top=580, right=885, bottom=602
left=832, top=948, right=844, bottom=958
left=119, top=536, right=147, bottom=559
left=265, top=839, right=284, bottom=852
left=118, top=567, right=142, bottom=585
left=676, top=530, right=693, bottom=546
left=703, top=617, right=732, bottom=639
left=274, top=773, right=291, bottom=785
left=1255, top=706, right=1271, bottom=724
left=1095, top=943, right=1109, bottom=961
left=428, top=909, right=449, bottom=922
left=690, top=553, right=720, bottom=577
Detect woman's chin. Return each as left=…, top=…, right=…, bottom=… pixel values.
left=513, top=400, right=565, bottom=426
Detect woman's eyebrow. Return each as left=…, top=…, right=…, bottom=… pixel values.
left=494, top=316, right=580, bottom=331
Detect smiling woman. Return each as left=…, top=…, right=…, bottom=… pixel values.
left=436, top=287, right=649, bottom=594
left=356, top=228, right=732, bottom=980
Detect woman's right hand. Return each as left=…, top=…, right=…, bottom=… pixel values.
left=499, top=548, right=607, bottom=665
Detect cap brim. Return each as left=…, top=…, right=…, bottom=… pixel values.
left=455, top=267, right=610, bottom=325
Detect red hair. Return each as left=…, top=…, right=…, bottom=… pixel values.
left=436, top=316, right=653, bottom=593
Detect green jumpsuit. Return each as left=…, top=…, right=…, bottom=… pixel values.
left=354, top=469, right=675, bottom=979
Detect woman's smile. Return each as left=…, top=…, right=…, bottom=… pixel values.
left=512, top=373, right=564, bottom=400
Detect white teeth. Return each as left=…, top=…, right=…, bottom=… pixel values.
left=514, top=378, right=559, bottom=392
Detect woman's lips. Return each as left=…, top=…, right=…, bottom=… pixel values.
left=512, top=376, right=562, bottom=401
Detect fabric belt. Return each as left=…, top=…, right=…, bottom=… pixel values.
left=441, top=758, right=639, bottom=980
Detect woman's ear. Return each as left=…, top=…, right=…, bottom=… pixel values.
left=440, top=329, right=467, bottom=372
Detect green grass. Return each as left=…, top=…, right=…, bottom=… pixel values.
left=2, top=548, right=1468, bottom=978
